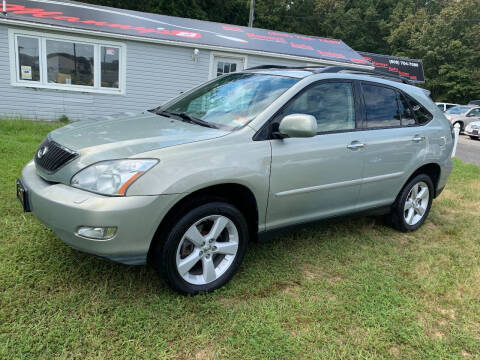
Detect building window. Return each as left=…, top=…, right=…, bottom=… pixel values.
left=210, top=53, right=246, bottom=79
left=11, top=30, right=125, bottom=94
left=101, top=46, right=120, bottom=88
left=46, top=40, right=94, bottom=86
left=216, top=61, right=237, bottom=76
left=17, top=36, right=40, bottom=82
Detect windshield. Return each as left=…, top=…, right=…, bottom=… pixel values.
left=446, top=106, right=470, bottom=115
left=161, top=73, right=299, bottom=128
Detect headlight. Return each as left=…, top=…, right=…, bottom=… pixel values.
left=71, top=159, right=158, bottom=196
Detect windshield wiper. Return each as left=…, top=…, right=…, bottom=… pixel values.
left=152, top=110, right=218, bottom=129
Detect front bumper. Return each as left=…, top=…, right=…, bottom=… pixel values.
left=465, top=128, right=479, bottom=137
left=20, top=161, right=182, bottom=265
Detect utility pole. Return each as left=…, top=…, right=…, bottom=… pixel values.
left=248, top=0, right=255, bottom=27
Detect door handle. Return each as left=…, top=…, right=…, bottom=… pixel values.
left=347, top=141, right=365, bottom=150
left=412, top=135, right=426, bottom=142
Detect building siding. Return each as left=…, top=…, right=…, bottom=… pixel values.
left=0, top=24, right=311, bottom=121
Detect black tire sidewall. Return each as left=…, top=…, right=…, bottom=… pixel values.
left=157, top=201, right=249, bottom=295
left=394, top=174, right=434, bottom=232
left=453, top=122, right=463, bottom=132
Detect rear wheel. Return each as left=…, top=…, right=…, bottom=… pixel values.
left=153, top=201, right=249, bottom=295
left=470, top=136, right=479, bottom=140
left=388, top=174, right=433, bottom=232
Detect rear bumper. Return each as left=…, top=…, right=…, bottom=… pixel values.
left=436, top=158, right=453, bottom=198
left=21, top=161, right=182, bottom=265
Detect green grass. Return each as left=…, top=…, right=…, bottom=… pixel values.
left=1, top=119, right=480, bottom=359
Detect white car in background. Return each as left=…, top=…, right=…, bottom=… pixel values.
left=465, top=121, right=480, bottom=140
left=444, top=105, right=480, bottom=132
left=436, top=102, right=459, bottom=112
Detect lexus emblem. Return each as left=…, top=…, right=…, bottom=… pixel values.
left=37, top=146, right=48, bottom=159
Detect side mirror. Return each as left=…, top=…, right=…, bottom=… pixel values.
left=278, top=114, right=317, bottom=138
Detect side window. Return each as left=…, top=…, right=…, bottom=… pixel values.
left=398, top=93, right=416, bottom=126
left=279, top=82, right=356, bottom=132
left=362, top=83, right=401, bottom=128
left=406, top=96, right=433, bottom=125
left=468, top=108, right=480, bottom=117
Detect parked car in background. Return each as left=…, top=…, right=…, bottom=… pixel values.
left=468, top=100, right=480, bottom=106
left=17, top=66, right=454, bottom=294
left=436, top=102, right=459, bottom=112
left=444, top=105, right=480, bottom=132
left=465, top=121, right=480, bottom=140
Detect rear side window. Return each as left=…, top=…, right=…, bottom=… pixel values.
left=362, top=84, right=401, bottom=128
left=406, top=96, right=433, bottom=125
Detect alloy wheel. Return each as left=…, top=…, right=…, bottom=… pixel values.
left=175, top=215, right=239, bottom=285
left=403, top=181, right=429, bottom=226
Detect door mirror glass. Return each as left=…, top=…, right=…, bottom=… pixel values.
left=279, top=114, right=317, bottom=138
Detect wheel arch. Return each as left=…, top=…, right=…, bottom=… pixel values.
left=147, top=182, right=259, bottom=263
left=404, top=163, right=442, bottom=198
left=453, top=120, right=464, bottom=130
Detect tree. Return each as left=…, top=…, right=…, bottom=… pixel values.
left=388, top=0, right=480, bottom=102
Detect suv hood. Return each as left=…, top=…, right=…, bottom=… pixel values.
left=50, top=111, right=228, bottom=152
left=445, top=114, right=464, bottom=121
left=38, top=111, right=229, bottom=182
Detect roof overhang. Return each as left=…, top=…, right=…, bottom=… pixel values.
left=1, top=0, right=373, bottom=70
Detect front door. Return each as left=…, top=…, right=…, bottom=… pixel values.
left=267, top=81, right=365, bottom=230
left=465, top=107, right=480, bottom=127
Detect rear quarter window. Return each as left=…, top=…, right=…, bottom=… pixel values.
left=406, top=95, right=433, bottom=125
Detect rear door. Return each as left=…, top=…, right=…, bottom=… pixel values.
left=266, top=80, right=365, bottom=229
left=356, top=82, right=428, bottom=209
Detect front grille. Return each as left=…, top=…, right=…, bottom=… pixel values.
left=34, top=137, right=78, bottom=173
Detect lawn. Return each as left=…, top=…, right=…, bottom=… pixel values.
left=1, top=119, right=479, bottom=359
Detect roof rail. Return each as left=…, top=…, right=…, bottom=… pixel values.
left=315, top=66, right=411, bottom=84
left=246, top=65, right=291, bottom=70
left=246, top=64, right=327, bottom=71
left=245, top=64, right=413, bottom=84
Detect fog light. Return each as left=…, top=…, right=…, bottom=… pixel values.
left=77, top=226, right=117, bottom=240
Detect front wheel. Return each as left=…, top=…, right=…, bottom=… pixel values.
left=388, top=174, right=433, bottom=232
left=453, top=122, right=463, bottom=133
left=153, top=201, right=249, bottom=295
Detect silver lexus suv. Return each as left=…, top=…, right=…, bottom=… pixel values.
left=17, top=66, right=454, bottom=294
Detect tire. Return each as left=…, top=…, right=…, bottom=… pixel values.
left=388, top=174, right=434, bottom=232
left=153, top=201, right=249, bottom=295
left=453, top=122, right=463, bottom=133
left=470, top=136, right=479, bottom=140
